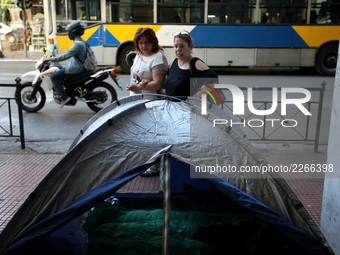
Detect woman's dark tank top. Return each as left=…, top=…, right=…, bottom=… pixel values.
left=164, top=57, right=218, bottom=97
left=163, top=58, right=191, bottom=97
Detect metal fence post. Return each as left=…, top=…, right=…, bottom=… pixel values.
left=15, top=77, right=25, bottom=149
left=314, top=81, right=326, bottom=153
left=162, top=153, right=171, bottom=255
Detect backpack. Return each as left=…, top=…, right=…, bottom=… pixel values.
left=76, top=42, right=97, bottom=71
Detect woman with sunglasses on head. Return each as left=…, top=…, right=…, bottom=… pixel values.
left=126, top=27, right=168, bottom=95
left=141, top=31, right=218, bottom=178
left=163, top=31, right=218, bottom=98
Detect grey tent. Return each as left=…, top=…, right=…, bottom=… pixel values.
left=0, top=95, right=332, bottom=254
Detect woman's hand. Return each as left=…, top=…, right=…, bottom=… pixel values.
left=127, top=71, right=166, bottom=92
left=126, top=83, right=141, bottom=91
left=138, top=71, right=166, bottom=91
left=139, top=79, right=150, bottom=89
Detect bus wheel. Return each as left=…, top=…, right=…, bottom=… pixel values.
left=316, top=44, right=338, bottom=76
left=119, top=44, right=136, bottom=74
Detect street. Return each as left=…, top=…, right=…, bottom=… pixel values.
left=0, top=61, right=336, bottom=153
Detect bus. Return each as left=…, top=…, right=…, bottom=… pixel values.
left=42, top=0, right=340, bottom=75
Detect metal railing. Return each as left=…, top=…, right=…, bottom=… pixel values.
left=222, top=82, right=326, bottom=152
left=0, top=78, right=25, bottom=149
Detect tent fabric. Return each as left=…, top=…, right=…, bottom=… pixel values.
left=0, top=95, right=331, bottom=254
left=0, top=163, right=154, bottom=255
left=1, top=156, right=329, bottom=255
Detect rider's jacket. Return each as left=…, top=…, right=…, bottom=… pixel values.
left=50, top=37, right=86, bottom=74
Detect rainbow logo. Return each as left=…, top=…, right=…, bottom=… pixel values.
left=200, top=84, right=223, bottom=106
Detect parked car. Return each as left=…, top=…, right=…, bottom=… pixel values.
left=0, top=22, right=16, bottom=43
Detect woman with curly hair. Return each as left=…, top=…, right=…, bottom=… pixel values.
left=126, top=27, right=168, bottom=95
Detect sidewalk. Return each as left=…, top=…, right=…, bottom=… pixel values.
left=0, top=141, right=327, bottom=234
left=256, top=143, right=327, bottom=227
left=0, top=50, right=125, bottom=73
left=0, top=50, right=43, bottom=61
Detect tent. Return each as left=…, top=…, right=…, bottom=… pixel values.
left=0, top=95, right=332, bottom=254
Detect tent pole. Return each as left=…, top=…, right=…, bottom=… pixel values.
left=162, top=153, right=171, bottom=255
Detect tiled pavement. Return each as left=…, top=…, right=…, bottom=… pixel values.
left=264, top=149, right=327, bottom=226
left=0, top=145, right=327, bottom=234
left=0, top=154, right=63, bottom=233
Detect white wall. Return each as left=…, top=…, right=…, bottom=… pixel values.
left=320, top=45, right=340, bottom=255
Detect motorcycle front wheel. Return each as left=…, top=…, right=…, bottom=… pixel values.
left=86, top=81, right=117, bottom=113
left=15, top=82, right=46, bottom=112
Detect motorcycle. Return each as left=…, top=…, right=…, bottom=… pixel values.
left=16, top=49, right=122, bottom=113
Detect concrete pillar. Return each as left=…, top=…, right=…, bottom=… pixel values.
left=320, top=44, right=340, bottom=254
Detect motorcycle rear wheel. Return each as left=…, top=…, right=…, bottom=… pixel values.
left=86, top=81, right=117, bottom=113
left=15, top=82, right=46, bottom=112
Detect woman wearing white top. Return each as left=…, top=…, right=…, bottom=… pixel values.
left=126, top=27, right=168, bottom=177
left=126, top=27, right=168, bottom=95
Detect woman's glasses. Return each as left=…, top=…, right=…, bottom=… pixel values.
left=174, top=30, right=190, bottom=37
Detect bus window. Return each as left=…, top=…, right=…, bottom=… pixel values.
left=207, top=0, right=258, bottom=24
left=313, top=4, right=339, bottom=24
left=256, top=0, right=340, bottom=25
left=158, top=0, right=204, bottom=23
left=66, top=0, right=100, bottom=21
left=258, top=1, right=308, bottom=24
left=106, top=1, right=153, bottom=23
left=208, top=3, right=254, bottom=24
left=208, top=3, right=227, bottom=23
left=47, top=0, right=53, bottom=35
left=56, top=0, right=66, bottom=20
left=106, top=1, right=119, bottom=22
left=55, top=0, right=101, bottom=33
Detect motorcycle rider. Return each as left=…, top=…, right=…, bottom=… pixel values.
left=44, top=21, right=87, bottom=108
